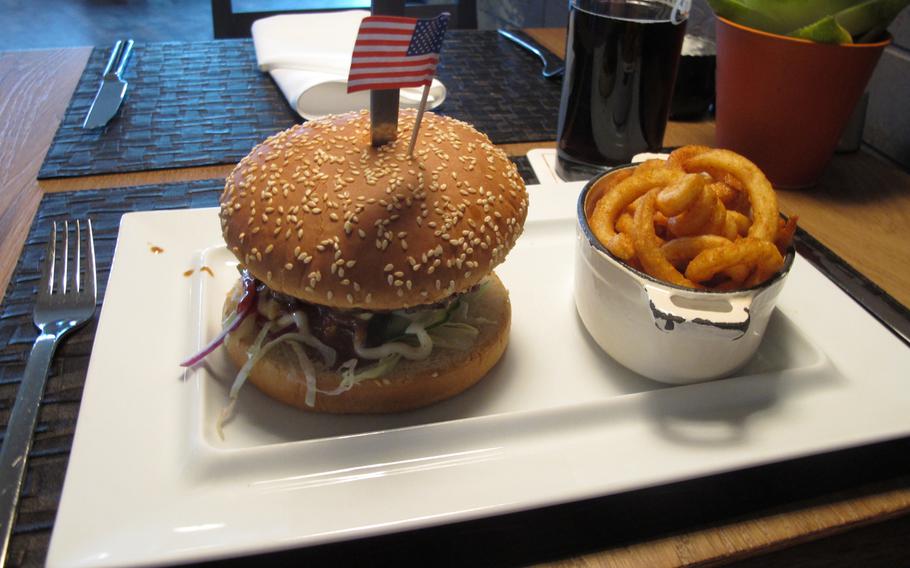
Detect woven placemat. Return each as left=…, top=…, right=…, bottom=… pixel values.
left=0, top=182, right=218, bottom=567
left=39, top=32, right=563, bottom=179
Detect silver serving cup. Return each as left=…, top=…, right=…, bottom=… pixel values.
left=574, top=166, right=794, bottom=383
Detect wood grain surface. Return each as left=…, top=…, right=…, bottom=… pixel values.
left=553, top=480, right=910, bottom=567
left=0, top=33, right=909, bottom=568
left=0, top=47, right=90, bottom=297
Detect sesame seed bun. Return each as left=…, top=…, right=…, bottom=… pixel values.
left=222, top=273, right=511, bottom=413
left=219, top=109, right=528, bottom=310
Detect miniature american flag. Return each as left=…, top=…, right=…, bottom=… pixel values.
left=346, top=13, right=449, bottom=93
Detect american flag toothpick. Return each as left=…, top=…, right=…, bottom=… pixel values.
left=347, top=12, right=450, bottom=152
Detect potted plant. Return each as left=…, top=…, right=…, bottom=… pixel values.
left=707, top=0, right=909, bottom=188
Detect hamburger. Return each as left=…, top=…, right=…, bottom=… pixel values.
left=198, top=109, right=528, bottom=415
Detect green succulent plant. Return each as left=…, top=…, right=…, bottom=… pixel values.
left=708, top=0, right=910, bottom=43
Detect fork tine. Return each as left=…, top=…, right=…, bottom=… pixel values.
left=60, top=221, right=69, bottom=295
left=38, top=223, right=57, bottom=299
left=84, top=219, right=97, bottom=300
left=72, top=220, right=82, bottom=293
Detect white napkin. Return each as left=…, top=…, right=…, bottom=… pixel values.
left=251, top=11, right=447, bottom=121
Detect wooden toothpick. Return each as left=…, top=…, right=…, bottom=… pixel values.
left=407, top=82, right=432, bottom=158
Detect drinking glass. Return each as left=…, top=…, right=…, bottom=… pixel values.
left=556, top=0, right=688, bottom=181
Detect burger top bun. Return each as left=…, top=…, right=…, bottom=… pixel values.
left=220, top=109, right=528, bottom=311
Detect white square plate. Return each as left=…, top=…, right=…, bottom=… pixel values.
left=47, top=183, right=910, bottom=568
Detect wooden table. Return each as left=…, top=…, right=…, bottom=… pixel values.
left=1, top=29, right=909, bottom=567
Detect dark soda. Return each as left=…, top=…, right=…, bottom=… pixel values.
left=556, top=0, right=686, bottom=181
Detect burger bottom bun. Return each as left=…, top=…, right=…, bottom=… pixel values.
left=222, top=273, right=511, bottom=413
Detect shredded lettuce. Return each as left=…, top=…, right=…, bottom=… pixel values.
left=428, top=322, right=480, bottom=351
left=332, top=354, right=403, bottom=393
left=215, top=277, right=497, bottom=437
left=396, top=305, right=450, bottom=327
left=449, top=300, right=469, bottom=324
left=288, top=342, right=317, bottom=408
left=257, top=292, right=282, bottom=320
left=274, top=313, right=295, bottom=329
left=355, top=320, right=433, bottom=360
left=217, top=320, right=274, bottom=439
left=220, top=325, right=326, bottom=434
left=290, top=310, right=337, bottom=367
left=229, top=321, right=274, bottom=399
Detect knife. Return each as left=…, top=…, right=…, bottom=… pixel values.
left=82, top=39, right=134, bottom=129
left=497, top=29, right=564, bottom=79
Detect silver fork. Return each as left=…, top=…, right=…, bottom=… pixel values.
left=498, top=29, right=565, bottom=79
left=0, top=220, right=96, bottom=566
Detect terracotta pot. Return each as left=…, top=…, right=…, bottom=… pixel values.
left=714, top=16, right=889, bottom=188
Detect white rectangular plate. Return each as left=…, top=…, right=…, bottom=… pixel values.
left=48, top=183, right=910, bottom=568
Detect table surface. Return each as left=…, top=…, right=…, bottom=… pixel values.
left=1, top=28, right=909, bottom=567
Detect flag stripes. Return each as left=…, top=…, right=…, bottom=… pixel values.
left=347, top=13, right=449, bottom=93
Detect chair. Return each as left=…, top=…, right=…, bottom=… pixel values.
left=212, top=0, right=478, bottom=39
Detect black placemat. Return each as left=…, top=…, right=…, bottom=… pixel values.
left=0, top=182, right=220, bottom=567
left=39, top=32, right=563, bottom=179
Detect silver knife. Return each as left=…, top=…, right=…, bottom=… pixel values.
left=82, top=39, right=134, bottom=129
left=498, top=29, right=564, bottom=79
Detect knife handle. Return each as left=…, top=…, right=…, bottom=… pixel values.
left=102, top=40, right=124, bottom=77
left=115, top=39, right=134, bottom=78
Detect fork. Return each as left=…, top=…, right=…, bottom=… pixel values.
left=497, top=29, right=565, bottom=79
left=0, top=220, right=96, bottom=565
